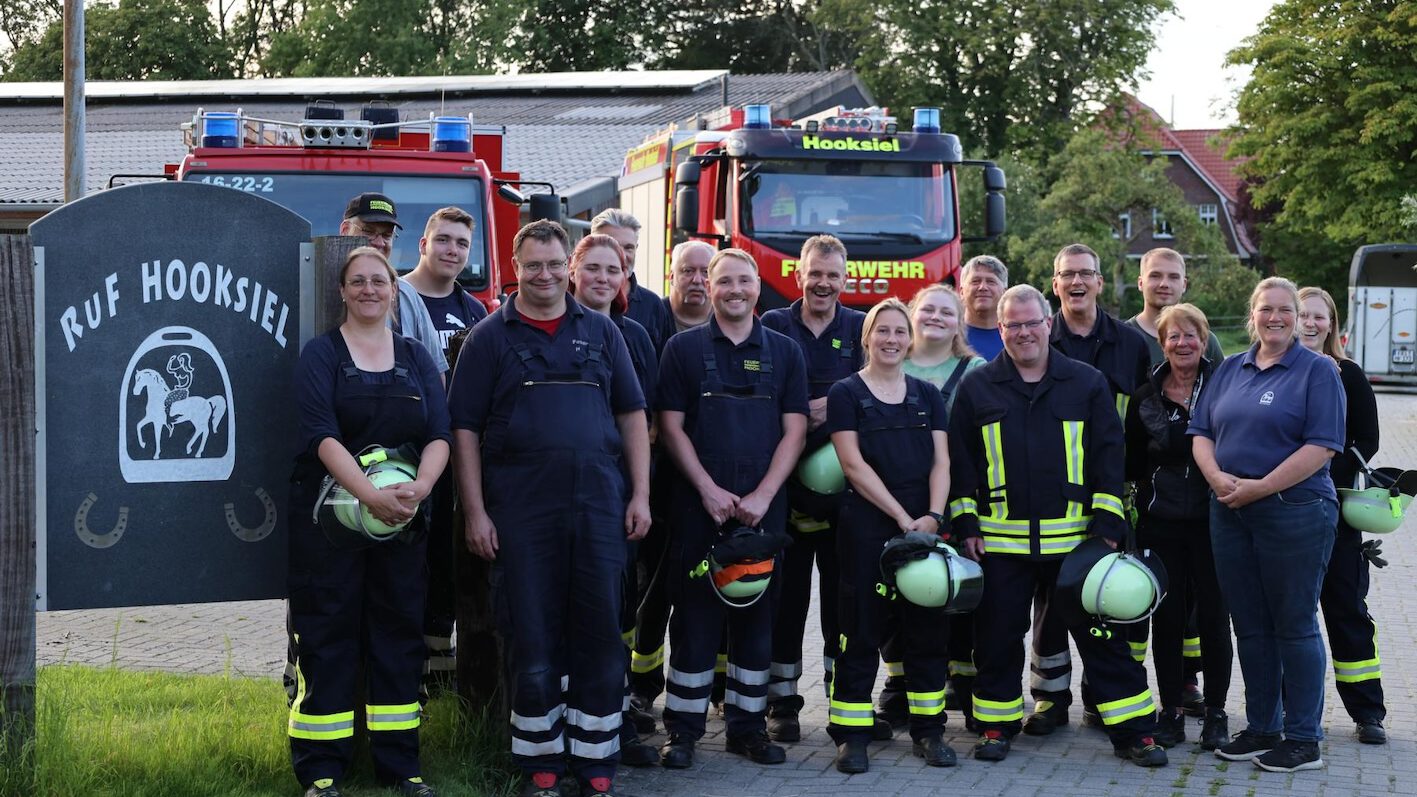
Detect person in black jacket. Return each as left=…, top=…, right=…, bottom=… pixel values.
left=1124, top=303, right=1232, bottom=752
left=1297, top=286, right=1387, bottom=744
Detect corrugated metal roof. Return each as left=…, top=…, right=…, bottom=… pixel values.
left=0, top=70, right=871, bottom=207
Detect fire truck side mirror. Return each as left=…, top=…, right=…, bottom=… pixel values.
left=675, top=161, right=701, bottom=186
left=984, top=166, right=1007, bottom=193
left=674, top=161, right=702, bottom=234
left=984, top=192, right=1006, bottom=239
left=530, top=192, right=562, bottom=225
left=496, top=183, right=526, bottom=205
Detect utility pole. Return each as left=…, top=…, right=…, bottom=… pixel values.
left=63, top=0, right=85, bottom=203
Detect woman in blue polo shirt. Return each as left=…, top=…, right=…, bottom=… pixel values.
left=1188, top=277, right=1345, bottom=773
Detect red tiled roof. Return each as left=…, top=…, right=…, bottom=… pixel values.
left=1170, top=129, right=1245, bottom=203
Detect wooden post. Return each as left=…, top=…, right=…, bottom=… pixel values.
left=312, top=236, right=365, bottom=334
left=0, top=235, right=37, bottom=768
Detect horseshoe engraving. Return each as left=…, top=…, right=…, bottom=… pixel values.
left=225, top=486, right=277, bottom=542
left=75, top=492, right=130, bottom=549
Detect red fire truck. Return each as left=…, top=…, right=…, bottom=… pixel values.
left=170, top=102, right=552, bottom=311
left=619, top=104, right=1005, bottom=308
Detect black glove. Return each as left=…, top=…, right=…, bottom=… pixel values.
left=1361, top=539, right=1388, bottom=569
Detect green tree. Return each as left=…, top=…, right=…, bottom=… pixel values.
left=262, top=0, right=521, bottom=77
left=1010, top=126, right=1242, bottom=317
left=5, top=0, right=233, bottom=81
left=818, top=0, right=1174, bottom=159
left=1227, top=0, right=1417, bottom=298
left=0, top=0, right=60, bottom=73
left=513, top=0, right=655, bottom=72
left=647, top=1, right=858, bottom=73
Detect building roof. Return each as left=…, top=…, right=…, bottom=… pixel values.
left=0, top=70, right=873, bottom=210
left=1169, top=129, right=1244, bottom=202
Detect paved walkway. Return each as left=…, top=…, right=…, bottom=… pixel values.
left=37, top=392, right=1417, bottom=796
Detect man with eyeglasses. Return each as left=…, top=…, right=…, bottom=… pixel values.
left=626, top=237, right=716, bottom=734
left=448, top=220, right=652, bottom=797
left=339, top=193, right=449, bottom=378
left=948, top=284, right=1164, bottom=767
left=1021, top=243, right=1151, bottom=739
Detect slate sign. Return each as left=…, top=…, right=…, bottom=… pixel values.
left=33, top=181, right=313, bottom=610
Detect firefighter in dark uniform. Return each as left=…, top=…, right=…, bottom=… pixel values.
left=949, top=284, right=1165, bottom=766
left=826, top=298, right=955, bottom=773
left=656, top=248, right=809, bottom=768
left=1025, top=243, right=1151, bottom=735
left=288, top=247, right=451, bottom=797
left=449, top=221, right=651, bottom=797
left=627, top=241, right=716, bottom=727
left=760, top=234, right=866, bottom=741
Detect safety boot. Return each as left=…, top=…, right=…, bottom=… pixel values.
left=1115, top=736, right=1168, bottom=767
left=1199, top=707, right=1229, bottom=751
left=626, top=694, right=656, bottom=735
left=835, top=739, right=869, bottom=773
left=304, top=782, right=342, bottom=797
left=1357, top=720, right=1387, bottom=745
left=726, top=730, right=786, bottom=764
left=1022, top=700, right=1068, bottom=735
left=1154, top=710, right=1186, bottom=748
left=1180, top=681, right=1206, bottom=717
left=972, top=730, right=1011, bottom=761
left=912, top=735, right=958, bottom=767
left=659, top=734, right=695, bottom=769
left=392, top=778, right=438, bottom=797
left=766, top=700, right=801, bottom=742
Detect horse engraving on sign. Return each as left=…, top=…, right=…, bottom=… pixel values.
left=120, top=327, right=235, bottom=482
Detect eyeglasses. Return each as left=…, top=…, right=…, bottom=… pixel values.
left=519, top=260, right=568, bottom=276
left=1054, top=269, right=1098, bottom=282
left=1001, top=318, right=1047, bottom=332
left=346, top=276, right=391, bottom=290
left=352, top=223, right=398, bottom=243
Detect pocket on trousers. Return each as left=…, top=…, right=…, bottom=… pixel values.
left=1275, top=488, right=1324, bottom=507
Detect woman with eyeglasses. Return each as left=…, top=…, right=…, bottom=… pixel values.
left=1189, top=277, right=1346, bottom=773
left=286, top=246, right=451, bottom=797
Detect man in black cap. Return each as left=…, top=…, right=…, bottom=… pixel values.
left=338, top=192, right=449, bottom=378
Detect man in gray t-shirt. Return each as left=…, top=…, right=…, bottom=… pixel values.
left=1127, top=247, right=1226, bottom=367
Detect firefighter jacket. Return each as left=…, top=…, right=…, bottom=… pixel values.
left=1049, top=309, right=1150, bottom=420
left=947, top=351, right=1128, bottom=558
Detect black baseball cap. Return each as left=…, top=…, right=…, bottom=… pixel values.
left=344, top=192, right=402, bottom=229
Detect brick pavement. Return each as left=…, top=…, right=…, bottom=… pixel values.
left=36, top=393, right=1417, bottom=796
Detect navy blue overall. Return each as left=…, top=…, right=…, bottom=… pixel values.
left=663, top=331, right=787, bottom=742
left=287, top=332, right=430, bottom=787
left=487, top=327, right=627, bottom=781
left=763, top=302, right=862, bottom=709
left=827, top=375, right=949, bottom=744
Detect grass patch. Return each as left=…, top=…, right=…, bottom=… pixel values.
left=1216, top=327, right=1251, bottom=356
left=19, top=665, right=516, bottom=797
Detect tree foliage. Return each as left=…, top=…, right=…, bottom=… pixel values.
left=5, top=0, right=233, bottom=81
left=647, top=1, right=858, bottom=73
left=1227, top=0, right=1417, bottom=297
left=1009, top=126, right=1241, bottom=315
left=817, top=0, right=1174, bottom=159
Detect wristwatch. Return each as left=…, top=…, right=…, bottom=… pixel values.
left=927, top=511, right=946, bottom=531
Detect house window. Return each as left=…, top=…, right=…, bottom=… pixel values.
left=1197, top=203, right=1218, bottom=226
left=1152, top=208, right=1174, bottom=239
left=1113, top=211, right=1132, bottom=240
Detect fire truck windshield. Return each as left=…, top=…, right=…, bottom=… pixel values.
left=740, top=159, right=956, bottom=244
left=183, top=172, right=490, bottom=286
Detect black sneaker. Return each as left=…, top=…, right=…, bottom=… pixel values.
left=1180, top=683, right=1206, bottom=717
left=1199, top=708, right=1229, bottom=751
left=1115, top=736, right=1168, bottom=767
left=626, top=695, right=656, bottom=735
left=726, top=730, right=786, bottom=764
left=766, top=702, right=801, bottom=742
left=1022, top=700, right=1068, bottom=735
left=912, top=735, right=958, bottom=767
left=1357, top=720, right=1388, bottom=745
left=392, top=778, right=437, bottom=797
left=973, top=730, right=1011, bottom=761
left=304, top=781, right=342, bottom=797
left=1254, top=739, right=1323, bottom=772
left=659, top=735, right=695, bottom=769
left=1154, top=711, right=1186, bottom=748
left=1215, top=729, right=1282, bottom=761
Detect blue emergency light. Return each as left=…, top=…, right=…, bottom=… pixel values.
left=744, top=104, right=773, bottom=129
left=433, top=116, right=472, bottom=152
left=913, top=107, right=941, bottom=134
left=201, top=112, right=241, bottom=148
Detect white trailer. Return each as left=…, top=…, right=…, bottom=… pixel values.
left=1345, top=243, right=1417, bottom=385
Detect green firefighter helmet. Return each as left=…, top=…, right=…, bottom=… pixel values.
left=317, top=447, right=421, bottom=547
left=1338, top=487, right=1412, bottom=534
left=1057, top=536, right=1168, bottom=626
left=879, top=532, right=983, bottom=613
left=696, top=522, right=792, bottom=608
left=796, top=443, right=845, bottom=495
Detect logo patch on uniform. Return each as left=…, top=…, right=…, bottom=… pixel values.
left=743, top=359, right=761, bottom=372
left=831, top=338, right=842, bottom=349
left=1259, top=390, right=1275, bottom=406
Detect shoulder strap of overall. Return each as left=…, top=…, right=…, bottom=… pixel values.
left=940, top=357, right=971, bottom=399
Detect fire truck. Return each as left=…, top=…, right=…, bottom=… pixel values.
left=169, top=101, right=555, bottom=311
left=618, top=104, right=1005, bottom=308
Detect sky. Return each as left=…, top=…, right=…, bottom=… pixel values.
left=1135, top=0, right=1279, bottom=129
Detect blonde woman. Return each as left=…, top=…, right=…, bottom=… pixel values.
left=904, top=285, right=986, bottom=410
